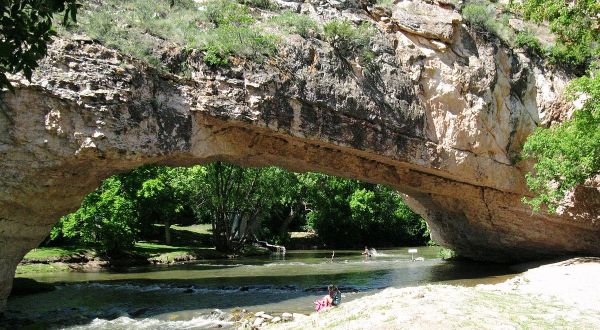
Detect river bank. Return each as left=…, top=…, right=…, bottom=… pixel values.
left=16, top=244, right=231, bottom=275
left=265, top=257, right=600, bottom=329
left=16, top=224, right=273, bottom=275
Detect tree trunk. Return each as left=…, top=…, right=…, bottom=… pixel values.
left=164, top=218, right=171, bottom=245
left=279, top=206, right=295, bottom=237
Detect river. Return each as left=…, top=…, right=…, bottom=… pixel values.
left=4, top=247, right=518, bottom=329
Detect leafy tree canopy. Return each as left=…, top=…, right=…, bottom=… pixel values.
left=51, top=177, right=138, bottom=254
left=522, top=66, right=600, bottom=212
left=520, top=0, right=599, bottom=70
left=0, top=0, right=79, bottom=90
left=517, top=0, right=599, bottom=213
left=50, top=164, right=430, bottom=254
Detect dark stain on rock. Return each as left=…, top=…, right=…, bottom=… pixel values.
left=300, top=102, right=319, bottom=137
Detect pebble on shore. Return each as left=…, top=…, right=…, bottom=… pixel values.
left=238, top=310, right=307, bottom=329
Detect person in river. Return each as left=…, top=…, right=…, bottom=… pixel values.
left=362, top=246, right=372, bottom=260
left=314, top=284, right=341, bottom=312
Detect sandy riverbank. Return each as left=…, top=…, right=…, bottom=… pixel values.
left=265, top=258, right=600, bottom=329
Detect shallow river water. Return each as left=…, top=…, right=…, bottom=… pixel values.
left=4, top=247, right=518, bottom=329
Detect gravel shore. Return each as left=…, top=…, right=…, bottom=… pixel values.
left=267, top=258, right=600, bottom=330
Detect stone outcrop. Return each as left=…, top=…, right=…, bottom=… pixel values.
left=0, top=0, right=598, bottom=311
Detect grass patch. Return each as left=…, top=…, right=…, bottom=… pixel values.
left=203, top=24, right=278, bottom=66
left=23, top=247, right=89, bottom=260
left=461, top=1, right=513, bottom=44
left=15, top=263, right=71, bottom=274
left=59, top=0, right=204, bottom=68
left=133, top=241, right=226, bottom=260
left=269, top=11, right=319, bottom=38
left=171, top=223, right=212, bottom=235
left=58, top=0, right=280, bottom=69
left=323, top=19, right=374, bottom=56
left=462, top=2, right=495, bottom=31
left=322, top=18, right=377, bottom=69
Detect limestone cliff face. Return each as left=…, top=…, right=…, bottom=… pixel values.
left=0, top=0, right=598, bottom=311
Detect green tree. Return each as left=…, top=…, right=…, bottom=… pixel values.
left=136, top=166, right=203, bottom=244
left=522, top=66, right=600, bottom=212
left=300, top=173, right=429, bottom=247
left=52, top=177, right=138, bottom=254
left=520, top=0, right=599, bottom=70
left=0, top=0, right=79, bottom=90
left=194, top=163, right=294, bottom=252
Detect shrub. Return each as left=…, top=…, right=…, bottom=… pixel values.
left=522, top=67, right=600, bottom=212
left=199, top=0, right=278, bottom=66
left=514, top=30, right=542, bottom=56
left=202, top=24, right=278, bottom=66
left=323, top=19, right=374, bottom=56
left=203, top=0, right=255, bottom=26
left=521, top=0, right=599, bottom=72
left=461, top=2, right=498, bottom=34
left=438, top=248, right=457, bottom=260
left=239, top=0, right=278, bottom=10
left=546, top=43, right=593, bottom=73
left=269, top=11, right=319, bottom=38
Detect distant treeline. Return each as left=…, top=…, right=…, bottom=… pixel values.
left=48, top=163, right=430, bottom=254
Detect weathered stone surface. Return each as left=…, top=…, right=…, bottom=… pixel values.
left=0, top=1, right=599, bottom=311
left=391, top=0, right=462, bottom=42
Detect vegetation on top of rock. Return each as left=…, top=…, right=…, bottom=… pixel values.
left=519, top=0, right=599, bottom=72
left=0, top=0, right=78, bottom=91
left=323, top=19, right=373, bottom=53
left=323, top=18, right=376, bottom=64
left=56, top=0, right=281, bottom=68
left=201, top=0, right=278, bottom=66
left=461, top=2, right=497, bottom=32
left=238, top=0, right=279, bottom=11
left=462, top=0, right=599, bottom=73
left=269, top=11, right=320, bottom=38
left=59, top=0, right=204, bottom=68
left=514, top=30, right=543, bottom=57
left=461, top=1, right=513, bottom=43
left=522, top=66, right=600, bottom=212
left=202, top=0, right=256, bottom=27
left=515, top=0, right=599, bottom=212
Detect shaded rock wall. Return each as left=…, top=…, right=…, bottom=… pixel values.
left=1, top=0, right=599, bottom=311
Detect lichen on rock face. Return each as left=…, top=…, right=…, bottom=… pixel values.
left=1, top=0, right=599, bottom=311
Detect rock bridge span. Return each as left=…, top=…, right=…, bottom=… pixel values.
left=1, top=23, right=599, bottom=310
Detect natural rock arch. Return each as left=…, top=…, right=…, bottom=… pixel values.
left=1, top=15, right=599, bottom=310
